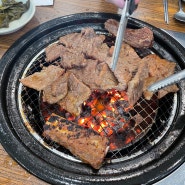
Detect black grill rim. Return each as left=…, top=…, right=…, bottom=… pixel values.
left=0, top=12, right=185, bottom=185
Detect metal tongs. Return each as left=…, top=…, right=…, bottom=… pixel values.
left=111, top=0, right=138, bottom=71
left=147, top=69, right=185, bottom=92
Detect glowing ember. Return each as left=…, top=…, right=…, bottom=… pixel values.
left=76, top=89, right=134, bottom=150
left=41, top=89, right=158, bottom=151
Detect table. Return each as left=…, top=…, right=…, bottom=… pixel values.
left=0, top=0, right=185, bottom=184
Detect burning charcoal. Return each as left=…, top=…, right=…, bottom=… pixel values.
left=103, top=110, right=115, bottom=118
left=114, top=101, right=131, bottom=121
left=129, top=119, right=136, bottom=127
left=81, top=105, right=92, bottom=117
left=112, top=120, right=127, bottom=133
left=116, top=107, right=130, bottom=121
left=118, top=99, right=130, bottom=108
left=134, top=125, right=142, bottom=134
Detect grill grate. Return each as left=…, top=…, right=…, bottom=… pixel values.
left=19, top=47, right=177, bottom=163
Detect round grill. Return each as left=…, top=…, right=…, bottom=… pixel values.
left=19, top=42, right=176, bottom=162
left=0, top=13, right=185, bottom=185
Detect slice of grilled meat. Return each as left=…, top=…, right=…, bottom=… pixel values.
left=58, top=73, right=91, bottom=116
left=127, top=60, right=149, bottom=106
left=106, top=42, right=143, bottom=91
left=142, top=54, right=179, bottom=99
left=70, top=59, right=118, bottom=91
left=104, top=19, right=154, bottom=49
left=43, top=113, right=109, bottom=169
left=20, top=65, right=65, bottom=91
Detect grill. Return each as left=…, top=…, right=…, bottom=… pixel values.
left=0, top=13, right=185, bottom=185
left=20, top=42, right=175, bottom=162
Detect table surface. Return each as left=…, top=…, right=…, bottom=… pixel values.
left=0, top=0, right=185, bottom=184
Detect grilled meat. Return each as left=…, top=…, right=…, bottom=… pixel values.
left=104, top=19, right=154, bottom=49
left=143, top=76, right=158, bottom=100
left=147, top=54, right=176, bottom=78
left=20, top=65, right=65, bottom=91
left=43, top=113, right=109, bottom=169
left=45, top=43, right=88, bottom=68
left=58, top=73, right=91, bottom=116
left=157, top=85, right=179, bottom=99
left=70, top=59, right=118, bottom=91
left=142, top=54, right=179, bottom=99
left=60, top=49, right=87, bottom=69
left=59, top=27, right=101, bottom=49
left=45, top=27, right=110, bottom=64
left=19, top=25, right=179, bottom=167
left=127, top=60, right=149, bottom=106
left=59, top=27, right=109, bottom=62
left=45, top=27, right=110, bottom=66
left=20, top=26, right=178, bottom=109
left=106, top=42, right=143, bottom=91
left=45, top=43, right=64, bottom=62
left=42, top=72, right=69, bottom=104
left=125, top=27, right=154, bottom=49
left=104, top=19, right=118, bottom=37
left=97, top=62, right=118, bottom=90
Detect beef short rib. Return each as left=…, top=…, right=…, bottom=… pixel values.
left=143, top=54, right=179, bottom=99
left=58, top=73, right=91, bottom=116
left=127, top=60, right=149, bottom=106
left=43, top=113, right=109, bottom=169
left=70, top=59, right=118, bottom=91
left=104, top=19, right=154, bottom=48
left=106, top=42, right=143, bottom=91
left=20, top=65, right=65, bottom=91
left=42, top=72, right=69, bottom=104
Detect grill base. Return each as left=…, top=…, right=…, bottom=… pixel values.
left=0, top=13, right=185, bottom=185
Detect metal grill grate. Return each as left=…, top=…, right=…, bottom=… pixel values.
left=19, top=48, right=177, bottom=162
